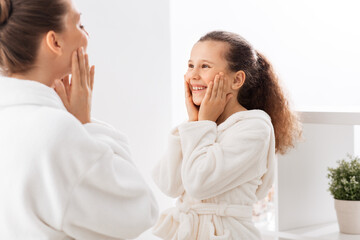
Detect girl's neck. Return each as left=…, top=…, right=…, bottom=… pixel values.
left=216, top=98, right=247, bottom=125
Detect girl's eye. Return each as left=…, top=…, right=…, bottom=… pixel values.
left=79, top=24, right=85, bottom=29
left=188, top=64, right=194, bottom=68
left=202, top=64, right=210, bottom=68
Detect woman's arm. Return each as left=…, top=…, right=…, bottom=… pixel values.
left=56, top=117, right=159, bottom=239
left=53, top=46, right=158, bottom=239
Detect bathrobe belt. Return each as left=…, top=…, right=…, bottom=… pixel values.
left=153, top=199, right=253, bottom=240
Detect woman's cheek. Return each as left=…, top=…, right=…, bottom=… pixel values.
left=82, top=35, right=89, bottom=51
left=78, top=32, right=89, bottom=52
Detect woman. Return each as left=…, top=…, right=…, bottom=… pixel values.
left=0, top=0, right=158, bottom=239
left=152, top=31, right=301, bottom=239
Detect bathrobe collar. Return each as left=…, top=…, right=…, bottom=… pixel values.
left=217, top=109, right=272, bottom=132
left=0, top=76, right=66, bottom=111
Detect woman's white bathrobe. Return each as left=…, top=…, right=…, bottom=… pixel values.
left=152, top=110, right=275, bottom=240
left=0, top=76, right=158, bottom=240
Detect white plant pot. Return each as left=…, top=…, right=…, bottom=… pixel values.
left=334, top=199, right=360, bottom=234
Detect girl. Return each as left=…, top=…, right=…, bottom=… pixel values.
left=152, top=31, right=301, bottom=239
left=0, top=0, right=158, bottom=239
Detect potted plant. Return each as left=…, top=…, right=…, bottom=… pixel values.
left=327, top=154, right=360, bottom=234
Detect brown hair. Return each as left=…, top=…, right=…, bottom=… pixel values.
left=199, top=31, right=301, bottom=154
left=0, top=0, right=67, bottom=75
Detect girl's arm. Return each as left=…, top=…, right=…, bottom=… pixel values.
left=152, top=127, right=185, bottom=198
left=178, top=117, right=274, bottom=200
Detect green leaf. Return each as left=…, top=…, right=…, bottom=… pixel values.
left=327, top=154, right=360, bottom=200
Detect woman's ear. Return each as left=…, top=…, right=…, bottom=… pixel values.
left=45, top=31, right=62, bottom=56
left=232, top=70, right=246, bottom=90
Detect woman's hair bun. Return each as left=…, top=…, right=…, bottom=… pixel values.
left=0, top=0, right=12, bottom=25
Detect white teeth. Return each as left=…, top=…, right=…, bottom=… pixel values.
left=193, top=87, right=206, bottom=90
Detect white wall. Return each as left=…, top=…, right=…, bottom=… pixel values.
left=75, top=1, right=172, bottom=239
left=277, top=124, right=354, bottom=230
left=171, top=0, right=360, bottom=125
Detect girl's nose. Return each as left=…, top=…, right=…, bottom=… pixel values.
left=189, top=68, right=200, bottom=80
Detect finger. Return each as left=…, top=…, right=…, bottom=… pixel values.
left=218, top=74, right=224, bottom=99
left=226, top=73, right=232, bottom=92
left=85, top=53, right=90, bottom=87
left=211, top=75, right=219, bottom=99
left=185, top=80, right=194, bottom=98
left=204, top=80, right=213, bottom=102
left=71, top=51, right=81, bottom=88
left=90, top=65, right=95, bottom=91
left=219, top=72, right=227, bottom=99
left=78, top=47, right=86, bottom=87
left=184, top=81, right=190, bottom=97
left=184, top=74, right=192, bottom=95
left=54, top=79, right=69, bottom=108
left=62, top=75, right=71, bottom=96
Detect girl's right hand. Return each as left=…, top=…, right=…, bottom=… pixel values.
left=184, top=76, right=199, bottom=121
left=54, top=47, right=95, bottom=124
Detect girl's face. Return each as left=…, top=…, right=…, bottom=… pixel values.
left=57, top=0, right=89, bottom=76
left=185, top=40, right=233, bottom=106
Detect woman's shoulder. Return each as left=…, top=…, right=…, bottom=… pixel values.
left=38, top=107, right=83, bottom=130
left=31, top=107, right=91, bottom=145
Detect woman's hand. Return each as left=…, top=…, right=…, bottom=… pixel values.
left=54, top=47, right=95, bottom=124
left=198, top=73, right=233, bottom=122
left=184, top=76, right=199, bottom=121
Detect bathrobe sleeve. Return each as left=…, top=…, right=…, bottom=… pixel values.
left=152, top=128, right=185, bottom=198
left=178, top=119, right=272, bottom=200
left=40, top=115, right=158, bottom=240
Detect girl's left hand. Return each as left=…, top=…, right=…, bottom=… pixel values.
left=184, top=78, right=199, bottom=121
left=198, top=73, right=233, bottom=122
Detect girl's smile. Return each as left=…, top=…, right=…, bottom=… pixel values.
left=190, top=84, right=207, bottom=92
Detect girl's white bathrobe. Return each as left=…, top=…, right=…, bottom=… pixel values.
left=0, top=76, right=158, bottom=240
left=152, top=110, right=276, bottom=240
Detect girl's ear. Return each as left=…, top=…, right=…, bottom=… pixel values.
left=45, top=31, right=63, bottom=56
left=232, top=70, right=246, bottom=90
